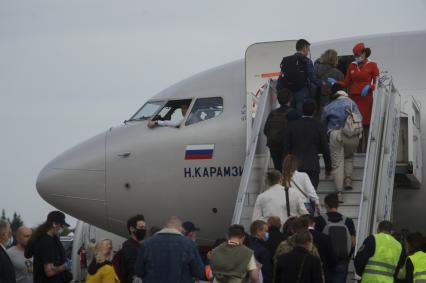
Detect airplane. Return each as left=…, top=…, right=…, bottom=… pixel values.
left=36, top=30, right=426, bottom=245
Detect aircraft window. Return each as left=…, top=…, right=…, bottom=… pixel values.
left=185, top=97, right=223, bottom=126
left=129, top=101, right=164, bottom=121
left=152, top=99, right=192, bottom=127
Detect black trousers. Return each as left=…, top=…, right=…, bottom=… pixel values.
left=299, top=169, right=319, bottom=190
left=269, top=148, right=284, bottom=172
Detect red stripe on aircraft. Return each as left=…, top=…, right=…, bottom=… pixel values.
left=185, top=154, right=213, bottom=160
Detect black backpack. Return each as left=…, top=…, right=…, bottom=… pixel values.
left=265, top=109, right=289, bottom=149
left=320, top=214, right=352, bottom=261
left=277, top=55, right=307, bottom=92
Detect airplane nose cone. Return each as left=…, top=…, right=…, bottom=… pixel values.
left=36, top=131, right=108, bottom=227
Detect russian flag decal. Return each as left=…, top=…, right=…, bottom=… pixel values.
left=185, top=144, right=215, bottom=160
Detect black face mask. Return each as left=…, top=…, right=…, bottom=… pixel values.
left=134, top=228, right=146, bottom=241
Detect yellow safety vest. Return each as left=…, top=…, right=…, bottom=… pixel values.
left=410, top=251, right=426, bottom=283
left=361, top=233, right=402, bottom=283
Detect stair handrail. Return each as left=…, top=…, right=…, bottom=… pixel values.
left=356, top=74, right=399, bottom=252
left=232, top=79, right=273, bottom=224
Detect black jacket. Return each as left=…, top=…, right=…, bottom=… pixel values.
left=122, top=238, right=141, bottom=283
left=249, top=236, right=273, bottom=283
left=275, top=246, right=323, bottom=283
left=283, top=116, right=332, bottom=172
left=309, top=229, right=337, bottom=281
left=266, top=226, right=287, bottom=257
left=0, top=246, right=16, bottom=283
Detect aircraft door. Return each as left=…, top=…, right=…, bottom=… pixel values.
left=245, top=40, right=297, bottom=151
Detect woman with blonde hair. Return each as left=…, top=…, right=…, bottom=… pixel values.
left=86, top=239, right=120, bottom=283
left=314, top=49, right=344, bottom=115
left=282, top=154, right=321, bottom=215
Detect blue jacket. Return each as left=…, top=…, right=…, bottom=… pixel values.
left=295, top=52, right=321, bottom=87
left=321, top=95, right=362, bottom=131
left=134, top=229, right=203, bottom=283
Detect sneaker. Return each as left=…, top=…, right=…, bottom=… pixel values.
left=337, top=192, right=344, bottom=203
left=344, top=176, right=353, bottom=190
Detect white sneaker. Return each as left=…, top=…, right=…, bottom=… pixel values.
left=344, top=176, right=353, bottom=190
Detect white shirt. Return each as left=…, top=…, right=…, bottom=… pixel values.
left=289, top=171, right=319, bottom=205
left=252, top=184, right=309, bottom=224
left=157, top=118, right=183, bottom=127
left=7, top=246, right=33, bottom=283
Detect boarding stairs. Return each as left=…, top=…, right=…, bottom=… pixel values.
left=233, top=76, right=402, bottom=282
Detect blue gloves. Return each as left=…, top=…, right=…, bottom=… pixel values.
left=361, top=85, right=370, bottom=96
left=327, top=77, right=336, bottom=85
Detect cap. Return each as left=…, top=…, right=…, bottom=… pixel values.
left=182, top=221, right=200, bottom=233
left=47, top=211, right=70, bottom=227
left=353, top=42, right=365, bottom=56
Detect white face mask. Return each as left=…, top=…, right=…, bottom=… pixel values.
left=264, top=232, right=270, bottom=241
left=57, top=227, right=64, bottom=236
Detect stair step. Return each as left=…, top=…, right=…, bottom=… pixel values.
left=319, top=155, right=366, bottom=168
left=318, top=169, right=364, bottom=181
left=317, top=181, right=362, bottom=193
left=318, top=192, right=361, bottom=206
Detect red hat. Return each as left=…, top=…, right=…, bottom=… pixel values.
left=353, top=42, right=365, bottom=56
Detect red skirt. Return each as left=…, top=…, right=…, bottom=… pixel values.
left=349, top=92, right=373, bottom=126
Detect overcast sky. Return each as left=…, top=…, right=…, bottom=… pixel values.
left=1, top=0, right=426, bottom=228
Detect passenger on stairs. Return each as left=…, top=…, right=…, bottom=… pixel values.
left=306, top=215, right=337, bottom=283
left=315, top=193, right=356, bottom=283
left=281, top=154, right=321, bottom=216
left=314, top=49, right=344, bottom=118
left=283, top=100, right=332, bottom=191
left=354, top=220, right=405, bottom=283
left=321, top=84, right=362, bottom=203
left=276, top=39, right=321, bottom=112
left=252, top=170, right=308, bottom=225
left=264, top=88, right=301, bottom=171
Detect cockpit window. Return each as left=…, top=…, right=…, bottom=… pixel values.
left=152, top=99, right=192, bottom=127
left=129, top=101, right=165, bottom=121
left=185, top=97, right=223, bottom=126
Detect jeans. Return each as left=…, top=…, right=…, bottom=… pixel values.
left=328, top=262, right=348, bottom=283
left=292, top=86, right=313, bottom=112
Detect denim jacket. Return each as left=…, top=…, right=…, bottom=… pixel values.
left=134, top=228, right=204, bottom=283
left=321, top=94, right=362, bottom=131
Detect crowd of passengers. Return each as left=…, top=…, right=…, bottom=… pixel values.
left=1, top=209, right=425, bottom=283
left=264, top=38, right=378, bottom=204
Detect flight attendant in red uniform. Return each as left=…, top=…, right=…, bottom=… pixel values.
left=338, top=42, right=379, bottom=151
